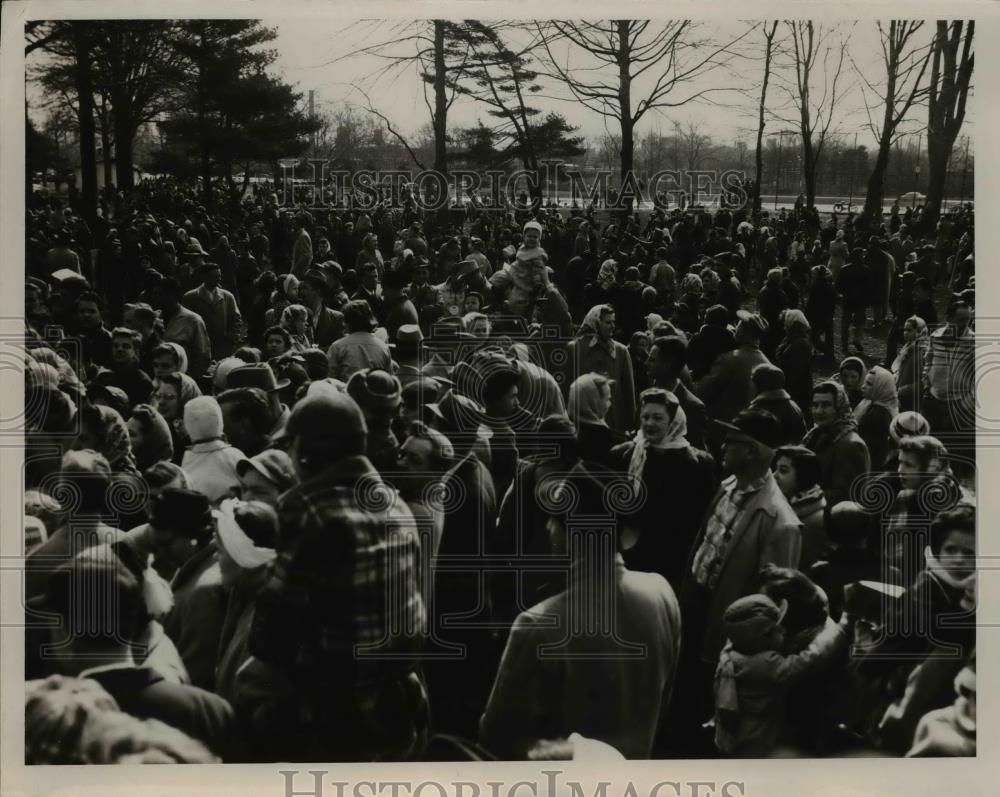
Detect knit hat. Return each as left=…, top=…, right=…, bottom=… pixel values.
left=723, top=593, right=788, bottom=652
left=299, top=348, right=330, bottom=381
left=183, top=396, right=224, bottom=443
left=347, top=369, right=402, bottom=415
left=751, top=362, right=785, bottom=392
left=889, top=410, right=931, bottom=444
left=523, top=220, right=543, bottom=235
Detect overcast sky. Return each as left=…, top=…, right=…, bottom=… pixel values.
left=269, top=18, right=971, bottom=151
left=26, top=18, right=973, bottom=153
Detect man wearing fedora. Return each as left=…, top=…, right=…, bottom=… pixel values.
left=182, top=261, right=243, bottom=362
left=696, top=310, right=772, bottom=426
left=299, top=267, right=345, bottom=350
left=226, top=363, right=292, bottom=441
left=670, top=408, right=801, bottom=754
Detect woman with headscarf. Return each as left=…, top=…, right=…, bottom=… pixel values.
left=802, top=380, right=871, bottom=506
left=150, top=342, right=203, bottom=402
left=152, top=372, right=200, bottom=465
left=126, top=403, right=175, bottom=472
left=213, top=499, right=278, bottom=707
left=279, top=303, right=311, bottom=352
left=263, top=273, right=299, bottom=328
left=567, top=373, right=627, bottom=468
left=854, top=365, right=899, bottom=472
left=582, top=258, right=618, bottom=310
left=610, top=388, right=715, bottom=589
left=838, top=356, right=867, bottom=410
left=891, top=315, right=930, bottom=413
left=775, top=309, right=814, bottom=416
left=75, top=401, right=140, bottom=478
left=566, top=304, right=636, bottom=434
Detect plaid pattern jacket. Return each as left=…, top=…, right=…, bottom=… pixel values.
left=249, top=454, right=426, bottom=689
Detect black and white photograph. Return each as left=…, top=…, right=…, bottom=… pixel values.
left=4, top=5, right=985, bottom=781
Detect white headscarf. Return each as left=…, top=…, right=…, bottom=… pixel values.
left=213, top=498, right=277, bottom=570
left=627, top=393, right=689, bottom=488
left=853, top=365, right=899, bottom=420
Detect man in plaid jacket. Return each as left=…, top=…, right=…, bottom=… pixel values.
left=239, top=387, right=429, bottom=762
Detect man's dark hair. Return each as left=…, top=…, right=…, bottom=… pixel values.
left=947, top=300, right=971, bottom=319
left=76, top=292, right=102, bottom=312
left=651, top=335, right=688, bottom=370
left=930, top=503, right=975, bottom=556
left=217, top=387, right=275, bottom=431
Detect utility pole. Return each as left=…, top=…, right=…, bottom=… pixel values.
left=774, top=132, right=782, bottom=210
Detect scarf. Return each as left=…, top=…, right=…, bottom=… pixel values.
left=924, top=545, right=973, bottom=591
left=165, top=342, right=189, bottom=374
left=627, top=399, right=689, bottom=488
left=577, top=304, right=614, bottom=348
left=890, top=317, right=929, bottom=376
left=802, top=381, right=858, bottom=451
left=214, top=498, right=277, bottom=570
left=790, top=484, right=826, bottom=518
left=596, top=260, right=617, bottom=289
left=854, top=365, right=899, bottom=420
left=93, top=404, right=140, bottom=476
left=568, top=373, right=610, bottom=426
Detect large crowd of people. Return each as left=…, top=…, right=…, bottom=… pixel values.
left=23, top=177, right=976, bottom=762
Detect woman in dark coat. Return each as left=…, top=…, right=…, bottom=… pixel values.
left=610, top=388, right=716, bottom=590
left=852, top=365, right=898, bottom=473
left=802, top=380, right=871, bottom=506
left=567, top=372, right=627, bottom=468
left=775, top=309, right=814, bottom=417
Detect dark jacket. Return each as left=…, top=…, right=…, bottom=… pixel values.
left=87, top=666, right=239, bottom=760
left=750, top=392, right=807, bottom=445
left=687, top=325, right=737, bottom=381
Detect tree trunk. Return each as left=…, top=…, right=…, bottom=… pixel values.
left=197, top=31, right=212, bottom=209
left=432, top=20, right=448, bottom=179
left=754, top=23, right=777, bottom=216
left=617, top=21, right=634, bottom=212
left=71, top=23, right=97, bottom=229
left=863, top=137, right=892, bottom=221
left=99, top=99, right=113, bottom=191
left=802, top=134, right=817, bottom=208
left=108, top=32, right=135, bottom=192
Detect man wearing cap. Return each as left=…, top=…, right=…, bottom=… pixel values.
left=467, top=237, right=493, bottom=277
left=382, top=270, right=419, bottom=342
left=437, top=257, right=487, bottom=319
left=697, top=311, right=771, bottom=426
left=182, top=262, right=243, bottom=361
left=298, top=268, right=345, bottom=350
left=237, top=449, right=297, bottom=507
left=391, top=324, right=426, bottom=388
left=673, top=409, right=801, bottom=751
left=153, top=277, right=212, bottom=380
left=241, top=390, right=428, bottom=761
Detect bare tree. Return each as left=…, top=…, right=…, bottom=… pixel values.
left=535, top=20, right=751, bottom=206
left=673, top=119, right=715, bottom=172
left=853, top=21, right=934, bottom=222
left=924, top=21, right=974, bottom=230
left=775, top=21, right=852, bottom=207
left=753, top=22, right=780, bottom=214
left=331, top=20, right=471, bottom=179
